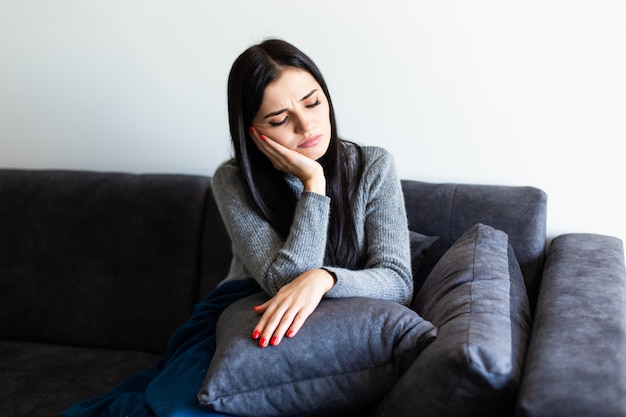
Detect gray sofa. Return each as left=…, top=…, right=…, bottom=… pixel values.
left=1, top=168, right=625, bottom=417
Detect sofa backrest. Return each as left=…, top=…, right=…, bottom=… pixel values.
left=401, top=180, right=548, bottom=310
left=0, top=169, right=212, bottom=353
left=198, top=182, right=233, bottom=300
left=0, top=169, right=548, bottom=353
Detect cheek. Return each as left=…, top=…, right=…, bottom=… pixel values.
left=323, top=117, right=332, bottom=137
left=266, top=131, right=296, bottom=148
left=254, top=125, right=286, bottom=144
left=322, top=105, right=332, bottom=131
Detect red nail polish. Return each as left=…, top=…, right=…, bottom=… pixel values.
left=270, top=336, right=278, bottom=346
left=260, top=135, right=266, bottom=141
left=248, top=126, right=254, bottom=133
left=287, top=330, right=294, bottom=338
left=260, top=338, right=268, bottom=348
left=252, top=330, right=261, bottom=339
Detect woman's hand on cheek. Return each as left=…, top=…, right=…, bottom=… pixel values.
left=249, top=127, right=326, bottom=195
left=251, top=268, right=336, bottom=348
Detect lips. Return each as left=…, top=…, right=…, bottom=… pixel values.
left=298, top=135, right=322, bottom=148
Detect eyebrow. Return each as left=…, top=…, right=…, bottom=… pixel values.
left=263, top=89, right=318, bottom=119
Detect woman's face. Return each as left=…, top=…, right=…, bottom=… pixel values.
left=251, top=68, right=332, bottom=161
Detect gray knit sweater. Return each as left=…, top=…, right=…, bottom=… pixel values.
left=211, top=143, right=413, bottom=305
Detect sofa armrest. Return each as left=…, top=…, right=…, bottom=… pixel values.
left=516, top=234, right=626, bottom=417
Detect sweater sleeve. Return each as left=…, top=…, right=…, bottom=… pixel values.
left=211, top=161, right=331, bottom=296
left=324, top=149, right=413, bottom=305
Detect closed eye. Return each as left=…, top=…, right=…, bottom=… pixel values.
left=306, top=99, right=321, bottom=108
left=269, top=117, right=288, bottom=127
left=267, top=96, right=321, bottom=127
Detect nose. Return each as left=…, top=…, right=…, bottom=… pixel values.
left=293, top=111, right=313, bottom=134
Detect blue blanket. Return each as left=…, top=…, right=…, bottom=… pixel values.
left=61, top=280, right=262, bottom=417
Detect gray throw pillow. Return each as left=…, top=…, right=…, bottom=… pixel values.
left=197, top=292, right=437, bottom=417
left=379, top=223, right=532, bottom=417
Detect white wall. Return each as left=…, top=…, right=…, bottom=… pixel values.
left=1, top=0, right=625, bottom=244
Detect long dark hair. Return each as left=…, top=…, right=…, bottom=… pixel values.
left=227, top=39, right=363, bottom=268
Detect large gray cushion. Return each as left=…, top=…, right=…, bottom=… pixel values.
left=197, top=292, right=437, bottom=416
left=379, top=223, right=531, bottom=417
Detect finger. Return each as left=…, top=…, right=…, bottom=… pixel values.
left=250, top=301, right=269, bottom=340
left=269, top=307, right=300, bottom=346
left=248, top=127, right=269, bottom=152
left=249, top=127, right=277, bottom=152
left=286, top=306, right=313, bottom=339
left=254, top=302, right=286, bottom=348
left=249, top=127, right=294, bottom=162
left=249, top=128, right=320, bottom=180
left=249, top=130, right=288, bottom=170
left=252, top=300, right=269, bottom=314
left=251, top=302, right=272, bottom=342
left=258, top=135, right=290, bottom=163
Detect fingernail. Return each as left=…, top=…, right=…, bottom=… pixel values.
left=260, top=338, right=268, bottom=348
left=248, top=126, right=254, bottom=133
left=270, top=336, right=278, bottom=346
left=260, top=135, right=266, bottom=141
left=287, top=330, right=294, bottom=338
left=252, top=330, right=261, bottom=339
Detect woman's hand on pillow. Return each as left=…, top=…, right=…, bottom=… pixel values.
left=251, top=268, right=336, bottom=347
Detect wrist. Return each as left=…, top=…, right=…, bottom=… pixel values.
left=319, top=268, right=337, bottom=293
left=301, top=163, right=326, bottom=195
left=303, top=175, right=326, bottom=195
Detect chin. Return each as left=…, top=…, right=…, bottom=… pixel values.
left=307, top=147, right=329, bottom=161
left=311, top=140, right=332, bottom=161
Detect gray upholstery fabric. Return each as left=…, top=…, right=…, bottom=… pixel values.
left=401, top=180, right=547, bottom=310
left=0, top=169, right=566, bottom=417
left=409, top=230, right=439, bottom=279
left=0, top=340, right=160, bottom=417
left=0, top=169, right=210, bottom=353
left=378, top=223, right=531, bottom=417
left=516, top=234, right=626, bottom=417
left=199, top=183, right=234, bottom=300
left=198, top=292, right=437, bottom=417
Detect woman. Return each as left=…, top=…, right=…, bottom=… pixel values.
left=62, top=38, right=412, bottom=417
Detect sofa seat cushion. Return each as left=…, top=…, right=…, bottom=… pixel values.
left=0, top=340, right=160, bottom=417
